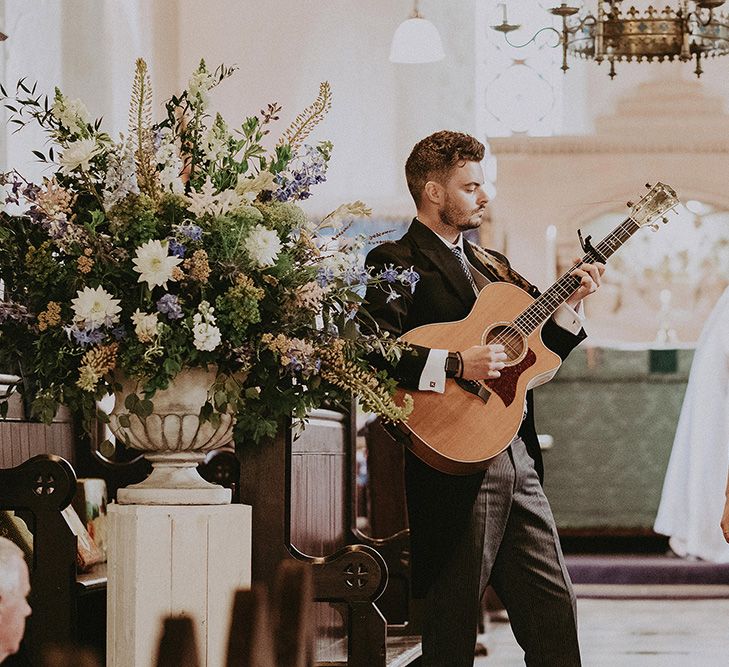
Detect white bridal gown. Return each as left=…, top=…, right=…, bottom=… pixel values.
left=654, top=286, right=729, bottom=562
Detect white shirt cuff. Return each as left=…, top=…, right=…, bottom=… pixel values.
left=552, top=301, right=585, bottom=335
left=418, top=348, right=448, bottom=393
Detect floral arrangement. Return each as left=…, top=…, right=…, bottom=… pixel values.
left=0, top=59, right=415, bottom=445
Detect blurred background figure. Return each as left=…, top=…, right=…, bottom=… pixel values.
left=655, top=286, right=729, bottom=561
left=0, top=537, right=31, bottom=664
left=722, top=480, right=729, bottom=546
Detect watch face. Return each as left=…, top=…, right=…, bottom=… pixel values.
left=445, top=353, right=459, bottom=376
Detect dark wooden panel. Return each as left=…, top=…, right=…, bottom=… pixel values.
left=289, top=410, right=348, bottom=557
left=0, top=421, right=75, bottom=467
left=289, top=410, right=350, bottom=658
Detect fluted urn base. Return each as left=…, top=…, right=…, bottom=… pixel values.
left=108, top=367, right=235, bottom=506
left=117, top=452, right=232, bottom=505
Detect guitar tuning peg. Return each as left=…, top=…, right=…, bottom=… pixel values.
left=627, top=201, right=634, bottom=208
left=650, top=223, right=660, bottom=232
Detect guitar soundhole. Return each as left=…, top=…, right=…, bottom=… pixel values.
left=482, top=324, right=525, bottom=364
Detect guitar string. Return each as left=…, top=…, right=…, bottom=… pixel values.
left=489, top=231, right=620, bottom=348
left=478, top=218, right=639, bottom=360
left=488, top=190, right=673, bottom=344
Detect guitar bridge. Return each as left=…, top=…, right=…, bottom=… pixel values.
left=455, top=378, right=491, bottom=404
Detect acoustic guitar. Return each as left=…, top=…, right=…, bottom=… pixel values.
left=392, top=182, right=680, bottom=475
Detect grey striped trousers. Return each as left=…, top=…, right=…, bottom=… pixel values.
left=421, top=437, right=581, bottom=666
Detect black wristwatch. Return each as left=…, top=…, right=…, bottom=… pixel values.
left=445, top=351, right=460, bottom=378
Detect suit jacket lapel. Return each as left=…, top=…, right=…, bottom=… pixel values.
left=406, top=220, right=477, bottom=309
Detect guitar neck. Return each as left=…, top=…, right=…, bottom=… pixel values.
left=514, top=216, right=641, bottom=335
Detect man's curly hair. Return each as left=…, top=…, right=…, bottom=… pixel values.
left=405, top=131, right=485, bottom=206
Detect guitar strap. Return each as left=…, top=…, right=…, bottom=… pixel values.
left=466, top=242, right=539, bottom=298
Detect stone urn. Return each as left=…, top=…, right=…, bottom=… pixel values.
left=107, top=366, right=235, bottom=505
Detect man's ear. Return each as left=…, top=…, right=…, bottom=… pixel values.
left=423, top=180, right=443, bottom=206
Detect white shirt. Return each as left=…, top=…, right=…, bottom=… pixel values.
left=418, top=233, right=584, bottom=393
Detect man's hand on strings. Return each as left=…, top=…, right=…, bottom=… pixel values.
left=459, top=345, right=508, bottom=380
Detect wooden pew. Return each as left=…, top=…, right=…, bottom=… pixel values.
left=226, top=585, right=277, bottom=667
left=238, top=410, right=422, bottom=667
left=155, top=616, right=202, bottom=667
left=154, top=561, right=313, bottom=667
left=0, top=455, right=79, bottom=665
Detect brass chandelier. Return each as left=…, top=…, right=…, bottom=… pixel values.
left=492, top=1, right=729, bottom=78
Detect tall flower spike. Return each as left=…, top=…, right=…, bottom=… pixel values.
left=278, top=82, right=332, bottom=152
left=128, top=58, right=159, bottom=201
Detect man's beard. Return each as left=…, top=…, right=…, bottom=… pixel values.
left=439, top=196, right=482, bottom=232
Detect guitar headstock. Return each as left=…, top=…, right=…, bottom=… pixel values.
left=630, top=182, right=680, bottom=229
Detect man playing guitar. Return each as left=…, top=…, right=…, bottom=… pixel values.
left=364, top=130, right=604, bottom=666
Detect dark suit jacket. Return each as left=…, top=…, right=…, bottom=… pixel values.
left=363, top=218, right=586, bottom=597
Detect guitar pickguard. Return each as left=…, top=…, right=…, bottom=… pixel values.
left=482, top=348, right=536, bottom=407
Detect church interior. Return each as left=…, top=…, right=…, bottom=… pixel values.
left=1, top=1, right=729, bottom=665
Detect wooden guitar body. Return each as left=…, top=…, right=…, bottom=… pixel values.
left=395, top=282, right=561, bottom=475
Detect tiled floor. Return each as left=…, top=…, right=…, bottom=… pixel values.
left=475, top=597, right=729, bottom=666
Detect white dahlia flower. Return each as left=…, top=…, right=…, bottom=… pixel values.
left=71, top=285, right=121, bottom=329
left=244, top=224, right=282, bottom=268
left=132, top=240, right=182, bottom=290
left=59, top=139, right=101, bottom=174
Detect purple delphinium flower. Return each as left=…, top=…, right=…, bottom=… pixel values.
left=44, top=214, right=70, bottom=238
left=177, top=223, right=203, bottom=241
left=2, top=172, right=39, bottom=208
left=156, top=293, right=183, bottom=320
left=379, top=265, right=399, bottom=283
left=316, top=267, right=335, bottom=288
left=343, top=266, right=371, bottom=287
left=343, top=267, right=358, bottom=286
left=273, top=145, right=328, bottom=201
left=167, top=238, right=186, bottom=258
left=0, top=301, right=32, bottom=324
left=111, top=326, right=127, bottom=340
left=399, top=267, right=420, bottom=294
left=70, top=326, right=105, bottom=347
left=287, top=355, right=303, bottom=373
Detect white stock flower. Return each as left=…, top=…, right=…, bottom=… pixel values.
left=59, top=139, right=101, bottom=174
left=155, top=128, right=185, bottom=195
left=202, top=114, right=230, bottom=163
left=71, top=285, right=121, bottom=329
left=103, top=138, right=139, bottom=208
left=188, top=65, right=215, bottom=106
left=245, top=224, right=282, bottom=268
left=192, top=318, right=221, bottom=351
left=132, top=239, right=183, bottom=289
left=131, top=309, right=160, bottom=343
left=51, top=95, right=91, bottom=136
left=192, top=302, right=221, bottom=351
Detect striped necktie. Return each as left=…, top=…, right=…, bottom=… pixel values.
left=451, top=245, right=478, bottom=292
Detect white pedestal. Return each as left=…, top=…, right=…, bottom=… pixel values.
left=107, top=504, right=252, bottom=667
